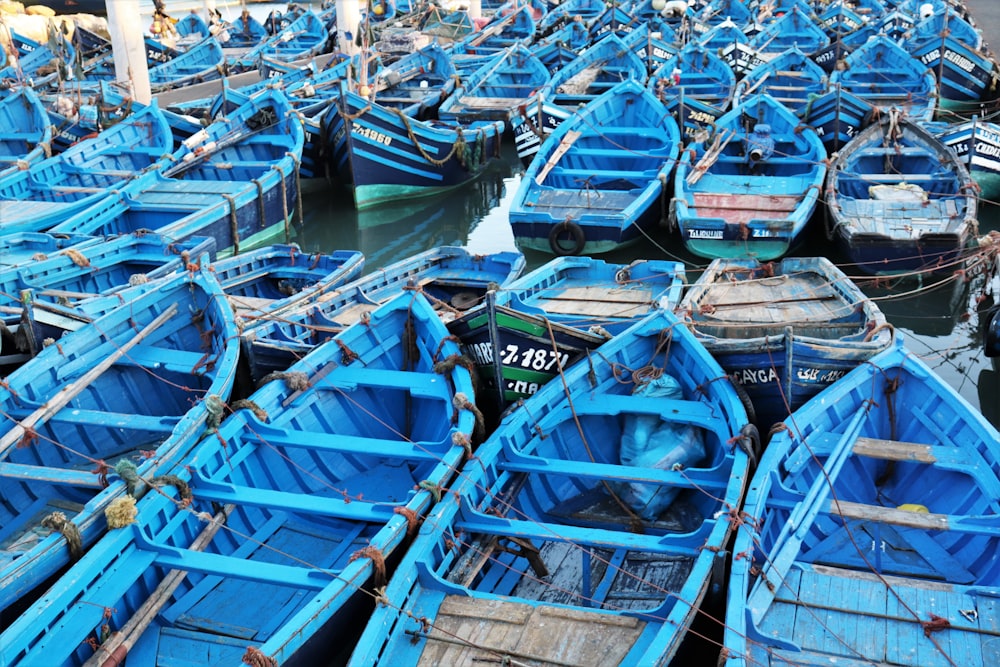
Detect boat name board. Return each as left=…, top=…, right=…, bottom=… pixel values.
left=466, top=340, right=571, bottom=373
left=731, top=366, right=848, bottom=385
left=353, top=125, right=393, bottom=146
left=919, top=47, right=976, bottom=74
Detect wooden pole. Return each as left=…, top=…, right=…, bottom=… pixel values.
left=0, top=304, right=179, bottom=457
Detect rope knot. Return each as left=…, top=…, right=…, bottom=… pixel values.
left=241, top=646, right=277, bottom=667
left=349, top=545, right=387, bottom=587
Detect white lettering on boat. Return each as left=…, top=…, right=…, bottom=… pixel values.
left=689, top=229, right=724, bottom=239
left=733, top=368, right=779, bottom=385
left=796, top=368, right=847, bottom=383
left=353, top=126, right=392, bottom=146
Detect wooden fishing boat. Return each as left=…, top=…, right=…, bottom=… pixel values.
left=830, top=34, right=937, bottom=122
left=723, top=340, right=1000, bottom=667
left=229, top=10, right=330, bottom=72
left=0, top=102, right=172, bottom=234
left=446, top=256, right=687, bottom=427
left=676, top=256, right=896, bottom=433
left=437, top=43, right=550, bottom=123
left=929, top=117, right=1000, bottom=199
left=672, top=93, right=828, bottom=261
left=147, top=36, right=227, bottom=93
left=240, top=246, right=525, bottom=386
left=732, top=45, right=830, bottom=116
left=510, top=33, right=648, bottom=165
left=0, top=86, right=54, bottom=176
left=323, top=80, right=506, bottom=210
left=536, top=0, right=607, bottom=35
left=698, top=18, right=770, bottom=79
left=0, top=232, right=99, bottom=270
left=509, top=79, right=681, bottom=256
left=210, top=244, right=365, bottom=323
left=0, top=265, right=239, bottom=626
left=365, top=41, right=459, bottom=120
left=903, top=5, right=999, bottom=109
left=221, top=9, right=270, bottom=49
left=797, top=83, right=874, bottom=153
left=825, top=109, right=978, bottom=276
left=749, top=4, right=831, bottom=56
left=118, top=87, right=305, bottom=256
left=0, top=290, right=478, bottom=665
left=348, top=306, right=755, bottom=666
left=650, top=41, right=736, bottom=113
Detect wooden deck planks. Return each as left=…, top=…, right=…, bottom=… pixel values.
left=761, top=565, right=998, bottom=666
left=535, top=285, right=653, bottom=319
left=417, top=595, right=645, bottom=666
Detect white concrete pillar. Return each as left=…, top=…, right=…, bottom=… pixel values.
left=106, top=0, right=151, bottom=104
left=336, top=0, right=361, bottom=55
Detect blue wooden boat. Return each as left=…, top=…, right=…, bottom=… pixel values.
left=348, top=306, right=754, bottom=666
left=510, top=33, right=647, bottom=165
left=620, top=22, right=679, bottom=76
left=211, top=244, right=365, bottom=323
left=0, top=265, right=239, bottom=624
left=241, top=246, right=525, bottom=385
left=0, top=29, right=75, bottom=86
left=650, top=41, right=736, bottom=113
left=798, top=83, right=874, bottom=153
left=732, top=45, right=830, bottom=116
left=723, top=340, right=1000, bottom=667
left=536, top=0, right=607, bottom=34
left=672, top=93, right=828, bottom=261
left=815, top=1, right=868, bottom=39
left=220, top=9, right=269, bottom=48
left=677, top=256, right=896, bottom=433
left=120, top=87, right=305, bottom=256
left=174, top=11, right=211, bottom=39
left=698, top=18, right=770, bottom=78
left=903, top=5, right=1000, bottom=109
left=322, top=80, right=505, bottom=209
left=0, top=86, right=53, bottom=176
left=509, top=79, right=681, bottom=256
left=825, top=110, right=979, bottom=276
left=438, top=43, right=550, bottom=123
left=454, top=4, right=538, bottom=57
left=0, top=290, right=477, bottom=665
left=830, top=34, right=938, bottom=122
left=229, top=10, right=330, bottom=72
left=0, top=232, right=99, bottom=270
left=750, top=4, right=831, bottom=56
left=929, top=117, right=1000, bottom=199
left=0, top=102, right=172, bottom=234
left=446, top=256, right=687, bottom=425
left=146, top=36, right=227, bottom=93
left=366, top=42, right=459, bottom=120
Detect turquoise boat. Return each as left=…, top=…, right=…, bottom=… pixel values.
left=724, top=339, right=1000, bottom=667
left=348, top=307, right=755, bottom=666
left=672, top=93, right=828, bottom=261
left=0, top=265, right=239, bottom=626
left=0, top=291, right=478, bottom=665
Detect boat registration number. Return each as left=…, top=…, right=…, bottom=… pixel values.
left=501, top=344, right=570, bottom=371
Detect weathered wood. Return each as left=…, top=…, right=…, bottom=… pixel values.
left=829, top=499, right=949, bottom=531
left=416, top=596, right=645, bottom=667
left=83, top=506, right=234, bottom=667
left=852, top=436, right=936, bottom=463
left=0, top=303, right=178, bottom=457
left=536, top=130, right=581, bottom=185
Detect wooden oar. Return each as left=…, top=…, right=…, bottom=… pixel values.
left=0, top=303, right=178, bottom=458
left=82, top=505, right=234, bottom=667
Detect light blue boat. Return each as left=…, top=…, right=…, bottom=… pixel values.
left=348, top=306, right=754, bottom=666
left=724, top=339, right=1000, bottom=667
left=0, top=291, right=478, bottom=666
left=677, top=256, right=896, bottom=433
left=0, top=265, right=239, bottom=626
left=510, top=79, right=680, bottom=256
left=672, top=93, right=827, bottom=261
left=0, top=102, right=172, bottom=234
left=240, top=246, right=526, bottom=385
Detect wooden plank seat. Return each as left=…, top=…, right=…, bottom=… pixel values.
left=6, top=406, right=177, bottom=432
left=455, top=511, right=705, bottom=555
left=498, top=456, right=728, bottom=492
left=568, top=393, right=723, bottom=429
left=548, top=167, right=652, bottom=182
left=190, top=472, right=399, bottom=524
left=0, top=461, right=106, bottom=487
left=457, top=96, right=528, bottom=108
left=245, top=427, right=445, bottom=460
left=310, top=365, right=453, bottom=400
left=115, top=344, right=218, bottom=375
left=131, top=524, right=332, bottom=590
